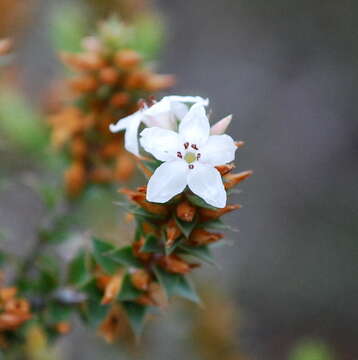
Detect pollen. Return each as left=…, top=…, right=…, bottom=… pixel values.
left=184, top=152, right=196, bottom=164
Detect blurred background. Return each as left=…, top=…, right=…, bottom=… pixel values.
left=1, top=0, right=358, bottom=359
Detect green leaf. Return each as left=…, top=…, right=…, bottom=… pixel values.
left=92, top=238, right=120, bottom=274
left=174, top=276, right=201, bottom=304
left=132, top=205, right=166, bottom=221
left=81, top=300, right=109, bottom=328
left=107, top=246, right=142, bottom=268
left=199, top=219, right=236, bottom=232
left=118, top=273, right=143, bottom=301
left=141, top=234, right=162, bottom=253
left=115, top=201, right=166, bottom=221
left=186, top=194, right=218, bottom=210
left=68, top=250, right=91, bottom=287
left=45, top=302, right=72, bottom=324
left=80, top=280, right=109, bottom=327
left=121, top=301, right=148, bottom=337
left=175, top=216, right=197, bottom=238
left=164, top=234, right=184, bottom=256
left=153, top=266, right=200, bottom=303
left=178, top=244, right=216, bottom=265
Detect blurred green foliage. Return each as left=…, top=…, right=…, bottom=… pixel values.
left=0, top=88, right=48, bottom=153
left=289, top=339, right=335, bottom=360
left=50, top=3, right=89, bottom=52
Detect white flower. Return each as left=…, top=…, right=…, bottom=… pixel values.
left=109, top=95, right=209, bottom=156
left=139, top=103, right=237, bottom=208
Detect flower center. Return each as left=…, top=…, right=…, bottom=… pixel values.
left=184, top=152, right=196, bottom=164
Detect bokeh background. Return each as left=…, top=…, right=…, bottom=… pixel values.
left=1, top=0, right=358, bottom=359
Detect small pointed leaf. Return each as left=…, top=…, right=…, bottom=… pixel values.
left=121, top=301, right=148, bottom=337
left=118, top=273, right=143, bottom=301
left=107, top=246, right=142, bottom=268
left=92, top=238, right=119, bottom=274
left=178, top=244, right=216, bottom=265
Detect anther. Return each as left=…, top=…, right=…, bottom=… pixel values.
left=177, top=151, right=183, bottom=158
left=189, top=164, right=194, bottom=169
left=184, top=142, right=189, bottom=149
left=197, top=153, right=201, bottom=160
left=191, top=144, right=198, bottom=150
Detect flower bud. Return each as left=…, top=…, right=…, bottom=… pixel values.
left=224, top=170, right=253, bottom=190
left=144, top=74, right=175, bottom=92
left=100, top=142, right=120, bottom=159
left=199, top=204, right=241, bottom=221
left=69, top=75, right=98, bottom=93
left=124, top=71, right=147, bottom=89
left=133, top=238, right=152, bottom=262
left=176, top=200, right=196, bottom=222
left=131, top=270, right=151, bottom=291
left=55, top=322, right=71, bottom=334
left=114, top=153, right=136, bottom=182
left=189, top=229, right=223, bottom=246
left=0, top=287, right=17, bottom=302
left=114, top=49, right=142, bottom=69
left=4, top=298, right=30, bottom=315
left=215, top=163, right=235, bottom=176
left=101, top=272, right=124, bottom=305
left=158, top=255, right=191, bottom=274
left=77, top=52, right=106, bottom=71
left=210, top=114, right=232, bottom=135
left=110, top=92, right=130, bottom=107
left=99, top=67, right=119, bottom=85
left=71, top=137, right=87, bottom=159
left=119, top=188, right=168, bottom=216
left=0, top=38, right=12, bottom=56
left=166, top=218, right=182, bottom=248
left=136, top=294, right=156, bottom=306
left=147, top=282, right=168, bottom=308
left=99, top=304, right=124, bottom=343
left=65, top=161, right=86, bottom=197
left=89, top=167, right=113, bottom=183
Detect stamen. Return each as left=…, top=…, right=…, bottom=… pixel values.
left=191, top=144, right=198, bottom=150
left=184, top=142, right=189, bottom=149
left=177, top=151, right=183, bottom=158
left=197, top=153, right=201, bottom=160
left=189, top=164, right=194, bottom=169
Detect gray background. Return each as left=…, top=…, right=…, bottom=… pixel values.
left=1, top=0, right=358, bottom=359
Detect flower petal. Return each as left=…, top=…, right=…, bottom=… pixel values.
left=200, top=134, right=237, bottom=166
left=109, top=111, right=141, bottom=133
left=147, top=161, right=189, bottom=203
left=166, top=95, right=209, bottom=106
left=170, top=101, right=189, bottom=120
left=187, top=163, right=226, bottom=208
left=210, top=114, right=232, bottom=135
left=122, top=112, right=143, bottom=156
left=140, top=127, right=180, bottom=161
left=179, top=103, right=210, bottom=146
left=142, top=98, right=176, bottom=129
